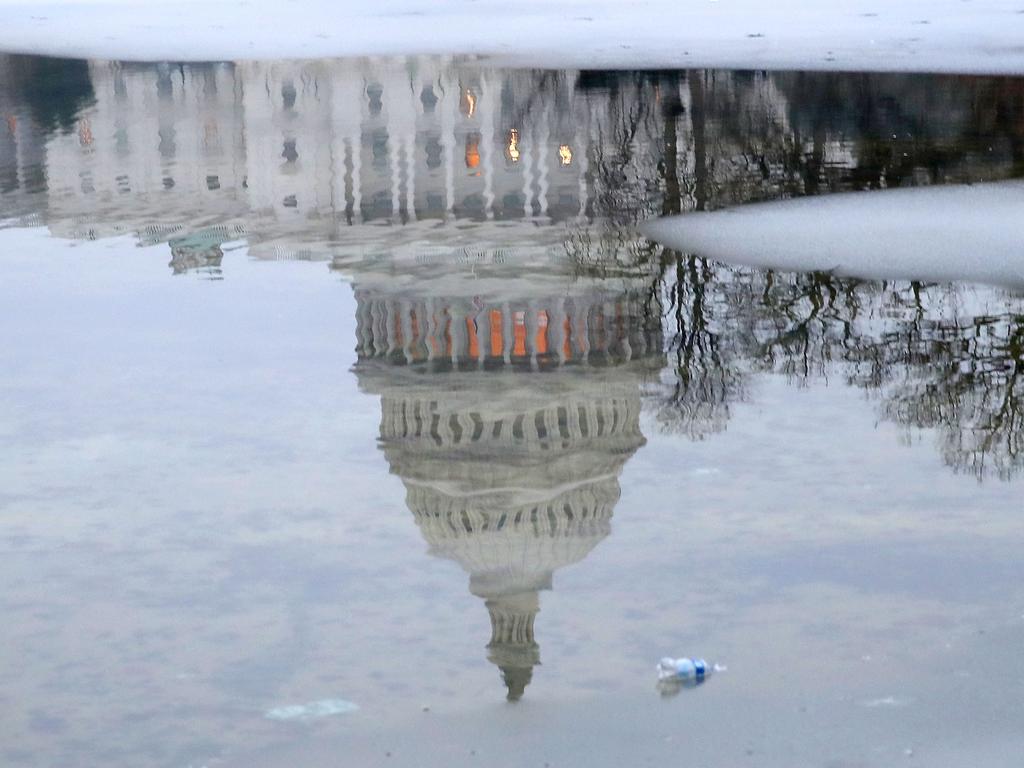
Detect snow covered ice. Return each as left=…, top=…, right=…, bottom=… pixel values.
left=1, top=0, right=1024, bottom=73
left=643, top=181, right=1024, bottom=289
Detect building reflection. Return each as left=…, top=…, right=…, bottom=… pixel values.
left=4, top=56, right=1023, bottom=267
left=349, top=251, right=662, bottom=699
left=3, top=55, right=1022, bottom=478
left=22, top=58, right=653, bottom=251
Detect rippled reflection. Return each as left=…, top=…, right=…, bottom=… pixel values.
left=649, top=261, right=1024, bottom=479
left=349, top=248, right=661, bottom=698
left=4, top=59, right=1024, bottom=234
left=1, top=55, right=1023, bottom=483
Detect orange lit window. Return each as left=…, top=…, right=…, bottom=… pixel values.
left=489, top=309, right=503, bottom=356
left=558, top=144, right=572, bottom=165
left=465, top=134, right=480, bottom=169
left=428, top=314, right=440, bottom=356
left=513, top=311, right=527, bottom=357
left=393, top=309, right=404, bottom=347
left=466, top=316, right=479, bottom=358
left=535, top=311, right=549, bottom=355
left=461, top=88, right=477, bottom=118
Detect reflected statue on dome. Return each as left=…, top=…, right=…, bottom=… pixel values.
left=167, top=229, right=227, bottom=278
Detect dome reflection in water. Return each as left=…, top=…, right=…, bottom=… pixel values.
left=350, top=249, right=662, bottom=699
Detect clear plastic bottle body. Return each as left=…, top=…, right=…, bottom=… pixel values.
left=657, top=656, right=711, bottom=682
left=656, top=657, right=724, bottom=696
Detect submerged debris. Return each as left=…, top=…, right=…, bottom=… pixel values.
left=656, top=657, right=726, bottom=696
left=861, top=696, right=912, bottom=708
left=265, top=698, right=359, bottom=721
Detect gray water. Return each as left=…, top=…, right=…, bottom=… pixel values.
left=1, top=56, right=1023, bottom=768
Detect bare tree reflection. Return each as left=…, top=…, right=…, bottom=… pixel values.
left=738, top=273, right=1024, bottom=480
left=848, top=298, right=1024, bottom=480
left=645, top=253, right=747, bottom=439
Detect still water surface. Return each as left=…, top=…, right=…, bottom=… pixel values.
left=1, top=56, right=1024, bottom=767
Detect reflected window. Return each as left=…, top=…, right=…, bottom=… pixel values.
left=77, top=118, right=93, bottom=147
left=536, top=310, right=549, bottom=355
left=203, top=121, right=219, bottom=146
left=114, top=127, right=129, bottom=155
left=459, top=192, right=485, bottom=214
left=1, top=167, right=18, bottom=195
left=490, top=309, right=503, bottom=357
left=426, top=192, right=444, bottom=213
left=366, top=84, right=383, bottom=116
left=465, top=133, right=481, bottom=169
left=420, top=86, right=438, bottom=113
left=281, top=81, right=297, bottom=111
left=460, top=87, right=477, bottom=118
left=502, top=191, right=524, bottom=211
left=156, top=70, right=173, bottom=100
left=281, top=139, right=298, bottom=163
left=79, top=170, right=94, bottom=195
left=371, top=129, right=388, bottom=170
left=158, top=126, right=176, bottom=159
left=513, top=311, right=527, bottom=357
left=425, top=135, right=443, bottom=169
left=506, top=129, right=520, bottom=163
left=202, top=70, right=218, bottom=99
left=558, top=144, right=572, bottom=166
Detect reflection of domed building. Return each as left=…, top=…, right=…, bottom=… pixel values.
left=33, top=57, right=669, bottom=255
left=350, top=252, right=662, bottom=700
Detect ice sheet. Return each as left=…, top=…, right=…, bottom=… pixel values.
left=1, top=0, right=1024, bottom=73
left=642, top=181, right=1024, bottom=288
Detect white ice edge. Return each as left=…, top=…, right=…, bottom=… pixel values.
left=1, top=0, right=1024, bottom=73
left=641, top=181, right=1024, bottom=289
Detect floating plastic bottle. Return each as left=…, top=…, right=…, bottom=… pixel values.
left=656, top=657, right=725, bottom=695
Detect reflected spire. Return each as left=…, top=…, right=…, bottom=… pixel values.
left=486, top=592, right=539, bottom=701
left=351, top=245, right=662, bottom=699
